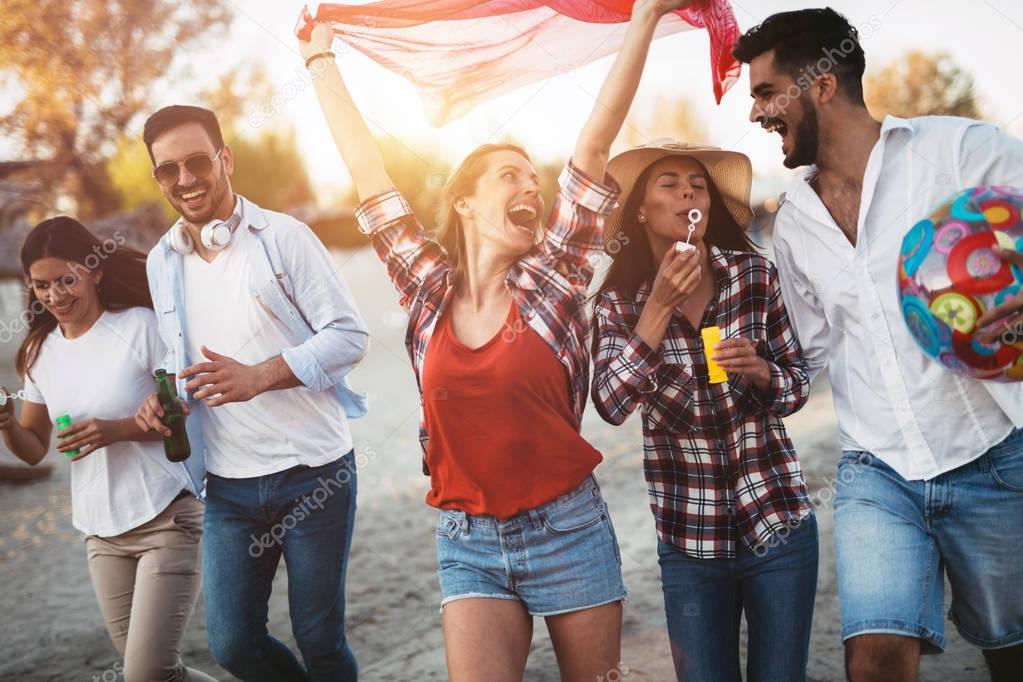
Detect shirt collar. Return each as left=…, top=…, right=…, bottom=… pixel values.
left=238, top=194, right=269, bottom=231
left=782, top=114, right=915, bottom=211
left=707, top=244, right=733, bottom=288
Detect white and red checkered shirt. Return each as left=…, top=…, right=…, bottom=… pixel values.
left=355, top=159, right=620, bottom=475
left=592, top=246, right=812, bottom=558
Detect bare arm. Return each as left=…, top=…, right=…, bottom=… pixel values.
left=573, top=0, right=691, bottom=179
left=0, top=395, right=52, bottom=466
left=300, top=23, right=394, bottom=202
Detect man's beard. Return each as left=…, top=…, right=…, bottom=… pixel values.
left=174, top=172, right=226, bottom=225
left=784, top=104, right=820, bottom=169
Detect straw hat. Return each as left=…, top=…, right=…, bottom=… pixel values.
left=604, top=139, right=754, bottom=253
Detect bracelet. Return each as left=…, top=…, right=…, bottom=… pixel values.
left=305, top=51, right=335, bottom=69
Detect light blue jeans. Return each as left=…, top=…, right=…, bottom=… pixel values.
left=835, top=428, right=1023, bottom=652
left=435, top=475, right=627, bottom=616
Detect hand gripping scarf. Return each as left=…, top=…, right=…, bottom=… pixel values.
left=296, top=1, right=742, bottom=126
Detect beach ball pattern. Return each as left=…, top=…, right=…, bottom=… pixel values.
left=897, top=186, right=1023, bottom=382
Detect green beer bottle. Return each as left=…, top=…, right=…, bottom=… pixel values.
left=154, top=369, right=191, bottom=462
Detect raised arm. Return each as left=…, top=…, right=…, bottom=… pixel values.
left=299, top=23, right=394, bottom=202
left=573, top=0, right=692, bottom=180
left=300, top=22, right=448, bottom=310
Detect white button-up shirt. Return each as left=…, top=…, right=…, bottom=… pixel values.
left=773, top=115, right=1023, bottom=481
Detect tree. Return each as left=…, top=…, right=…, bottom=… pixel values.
left=0, top=0, right=231, bottom=218
left=340, top=134, right=452, bottom=229
left=865, top=51, right=982, bottom=120
left=108, top=66, right=315, bottom=220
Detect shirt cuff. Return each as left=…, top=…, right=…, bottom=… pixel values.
left=619, top=332, right=663, bottom=394
left=281, top=345, right=330, bottom=392
left=354, top=189, right=413, bottom=235
left=559, top=158, right=621, bottom=216
left=744, top=360, right=784, bottom=408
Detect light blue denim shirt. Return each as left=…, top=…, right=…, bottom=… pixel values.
left=146, top=195, right=369, bottom=494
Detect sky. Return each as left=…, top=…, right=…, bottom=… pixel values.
left=23, top=0, right=1023, bottom=205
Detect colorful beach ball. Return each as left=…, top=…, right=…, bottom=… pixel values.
left=897, top=186, right=1023, bottom=382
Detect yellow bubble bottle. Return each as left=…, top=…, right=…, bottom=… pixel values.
left=701, top=326, right=728, bottom=384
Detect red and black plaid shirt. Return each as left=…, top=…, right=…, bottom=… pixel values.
left=355, top=160, right=620, bottom=474
left=591, top=246, right=812, bottom=558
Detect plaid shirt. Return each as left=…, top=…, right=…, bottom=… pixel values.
left=355, top=160, right=620, bottom=473
left=591, top=246, right=812, bottom=558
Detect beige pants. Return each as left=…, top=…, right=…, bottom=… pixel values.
left=85, top=494, right=217, bottom=682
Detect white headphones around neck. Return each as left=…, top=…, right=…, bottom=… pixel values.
left=169, top=197, right=243, bottom=255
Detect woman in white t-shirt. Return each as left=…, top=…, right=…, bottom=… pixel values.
left=0, top=217, right=216, bottom=682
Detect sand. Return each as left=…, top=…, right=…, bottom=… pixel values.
left=0, top=249, right=991, bottom=681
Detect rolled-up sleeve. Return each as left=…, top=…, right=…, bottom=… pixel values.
left=278, top=221, right=369, bottom=392
left=540, top=158, right=620, bottom=287
left=355, top=189, right=448, bottom=310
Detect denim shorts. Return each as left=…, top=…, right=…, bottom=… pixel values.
left=435, top=476, right=627, bottom=616
left=834, top=428, right=1023, bottom=652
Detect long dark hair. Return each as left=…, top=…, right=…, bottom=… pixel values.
left=16, top=217, right=153, bottom=378
left=590, top=159, right=757, bottom=359
left=594, top=158, right=756, bottom=305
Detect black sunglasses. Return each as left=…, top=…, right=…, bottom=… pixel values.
left=152, top=147, right=224, bottom=188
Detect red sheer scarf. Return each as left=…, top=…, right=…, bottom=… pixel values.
left=296, top=1, right=741, bottom=125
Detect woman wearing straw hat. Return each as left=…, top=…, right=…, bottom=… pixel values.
left=591, top=140, right=819, bottom=681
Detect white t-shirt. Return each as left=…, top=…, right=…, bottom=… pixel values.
left=181, top=226, right=352, bottom=478
left=23, top=307, right=195, bottom=537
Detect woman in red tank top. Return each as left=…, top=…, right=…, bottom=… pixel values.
left=302, top=2, right=694, bottom=678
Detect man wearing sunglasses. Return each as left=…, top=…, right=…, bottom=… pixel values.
left=134, top=104, right=369, bottom=681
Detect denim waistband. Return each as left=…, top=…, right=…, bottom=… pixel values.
left=841, top=427, right=1022, bottom=478
left=439, top=475, right=602, bottom=533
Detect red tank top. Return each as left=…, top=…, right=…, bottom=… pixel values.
left=420, top=301, right=602, bottom=518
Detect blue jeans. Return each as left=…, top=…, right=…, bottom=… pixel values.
left=658, top=514, right=819, bottom=682
left=835, top=428, right=1023, bottom=652
left=203, top=452, right=358, bottom=681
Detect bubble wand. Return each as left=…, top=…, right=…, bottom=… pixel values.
left=674, top=208, right=703, bottom=254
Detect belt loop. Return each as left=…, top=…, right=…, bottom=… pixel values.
left=529, top=509, right=543, bottom=531
left=459, top=512, right=469, bottom=536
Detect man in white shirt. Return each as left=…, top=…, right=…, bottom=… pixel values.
left=135, top=105, right=369, bottom=681
left=734, top=9, right=1023, bottom=682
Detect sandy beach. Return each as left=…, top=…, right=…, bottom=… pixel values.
left=0, top=248, right=991, bottom=681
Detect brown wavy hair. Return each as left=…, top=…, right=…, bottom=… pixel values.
left=16, top=217, right=153, bottom=379
left=434, top=143, right=532, bottom=286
